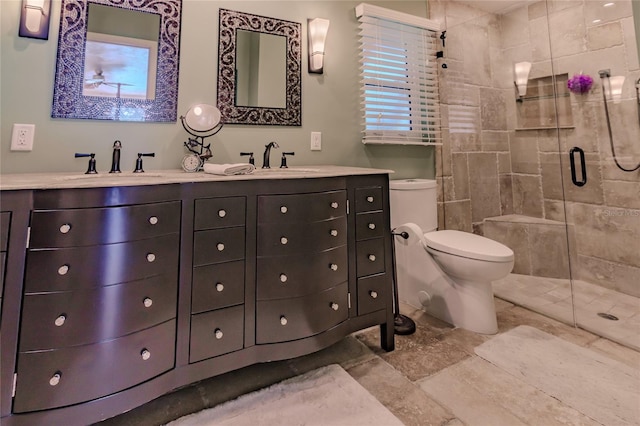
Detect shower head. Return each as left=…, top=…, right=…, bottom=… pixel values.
left=598, top=69, right=611, bottom=79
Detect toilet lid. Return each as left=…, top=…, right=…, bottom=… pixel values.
left=424, top=230, right=514, bottom=262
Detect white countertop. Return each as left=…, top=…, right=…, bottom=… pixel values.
left=0, top=166, right=394, bottom=191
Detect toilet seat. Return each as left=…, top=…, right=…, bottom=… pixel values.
left=424, top=230, right=514, bottom=263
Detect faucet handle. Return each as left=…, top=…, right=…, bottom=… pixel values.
left=75, top=153, right=97, bottom=174
left=280, top=152, right=295, bottom=168
left=240, top=152, right=255, bottom=165
left=133, top=153, right=155, bottom=173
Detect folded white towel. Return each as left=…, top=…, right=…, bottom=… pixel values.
left=203, top=163, right=256, bottom=176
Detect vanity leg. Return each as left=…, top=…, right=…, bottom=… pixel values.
left=380, top=321, right=395, bottom=352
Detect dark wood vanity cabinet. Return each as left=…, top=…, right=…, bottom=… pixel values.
left=13, top=198, right=181, bottom=413
left=255, top=189, right=349, bottom=344
left=0, top=173, right=394, bottom=426
left=190, top=196, right=247, bottom=363
left=0, top=212, right=10, bottom=319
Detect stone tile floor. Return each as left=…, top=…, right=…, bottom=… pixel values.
left=101, top=298, right=640, bottom=426
left=494, top=273, right=640, bottom=351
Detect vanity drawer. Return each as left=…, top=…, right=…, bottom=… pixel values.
left=354, top=186, right=383, bottom=213
left=356, top=238, right=385, bottom=277
left=19, top=274, right=177, bottom=351
left=0, top=211, right=9, bottom=251
left=13, top=319, right=176, bottom=413
left=357, top=273, right=388, bottom=316
left=192, top=260, right=245, bottom=313
left=257, top=217, right=347, bottom=256
left=189, top=305, right=244, bottom=363
left=194, top=196, right=246, bottom=230
left=29, top=201, right=181, bottom=248
left=258, top=190, right=347, bottom=224
left=193, top=227, right=245, bottom=266
left=355, top=211, right=385, bottom=241
left=257, top=245, right=347, bottom=300
left=256, top=282, right=348, bottom=344
left=24, top=233, right=179, bottom=293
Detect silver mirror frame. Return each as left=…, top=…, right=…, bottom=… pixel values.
left=51, top=0, right=182, bottom=122
left=217, top=9, right=301, bottom=126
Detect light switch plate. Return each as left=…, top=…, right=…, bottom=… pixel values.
left=311, top=132, right=322, bottom=151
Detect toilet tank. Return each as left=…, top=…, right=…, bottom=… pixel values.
left=389, top=179, right=438, bottom=232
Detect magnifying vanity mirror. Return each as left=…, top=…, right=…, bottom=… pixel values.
left=52, top=0, right=182, bottom=122
left=217, top=9, right=301, bottom=126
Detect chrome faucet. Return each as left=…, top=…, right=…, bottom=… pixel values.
left=262, top=141, right=279, bottom=168
left=109, top=140, right=122, bottom=173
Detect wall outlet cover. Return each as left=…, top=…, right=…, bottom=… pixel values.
left=11, top=124, right=35, bottom=151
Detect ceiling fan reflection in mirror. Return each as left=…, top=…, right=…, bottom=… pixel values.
left=84, top=69, right=134, bottom=98
left=180, top=104, right=223, bottom=172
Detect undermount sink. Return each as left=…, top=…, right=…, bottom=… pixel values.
left=253, top=167, right=321, bottom=173
left=58, top=172, right=165, bottom=181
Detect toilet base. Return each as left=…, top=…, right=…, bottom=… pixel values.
left=447, top=278, right=498, bottom=335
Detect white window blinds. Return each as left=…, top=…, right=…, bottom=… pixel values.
left=356, top=3, right=442, bottom=145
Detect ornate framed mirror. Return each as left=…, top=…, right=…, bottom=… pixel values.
left=217, top=9, right=301, bottom=126
left=51, top=0, right=182, bottom=122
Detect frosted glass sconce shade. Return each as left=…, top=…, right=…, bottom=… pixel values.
left=308, top=18, right=330, bottom=74
left=19, top=0, right=51, bottom=40
left=514, top=61, right=532, bottom=97
left=607, top=75, right=625, bottom=103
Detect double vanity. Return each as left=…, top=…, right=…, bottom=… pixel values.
left=0, top=166, right=395, bottom=425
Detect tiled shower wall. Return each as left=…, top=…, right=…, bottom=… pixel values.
left=430, top=0, right=639, bottom=297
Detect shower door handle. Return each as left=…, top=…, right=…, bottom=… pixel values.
left=569, top=147, right=587, bottom=187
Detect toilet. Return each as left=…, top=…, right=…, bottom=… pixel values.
left=389, top=179, right=514, bottom=334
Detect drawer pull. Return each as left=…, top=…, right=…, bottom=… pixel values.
left=366, top=196, right=374, bottom=203
left=368, top=223, right=376, bottom=230
left=141, top=349, right=151, bottom=361
left=330, top=302, right=339, bottom=311
left=280, top=316, right=288, bottom=326
left=214, top=328, right=224, bottom=339
left=329, top=263, right=338, bottom=271
left=59, top=223, right=71, bottom=234
left=217, top=243, right=225, bottom=252
left=218, top=209, right=227, bottom=218
left=49, top=372, right=62, bottom=386
left=54, top=315, right=66, bottom=327
left=370, top=291, right=378, bottom=299
left=148, top=216, right=159, bottom=225
left=280, top=236, right=288, bottom=245
left=330, top=229, right=338, bottom=237
left=280, top=206, right=288, bottom=214
left=58, top=264, right=69, bottom=276
left=216, top=283, right=225, bottom=292
left=368, top=254, right=376, bottom=262
left=143, top=297, right=153, bottom=308
left=146, top=253, right=156, bottom=263
left=331, top=202, right=339, bottom=209
left=280, top=273, right=288, bottom=283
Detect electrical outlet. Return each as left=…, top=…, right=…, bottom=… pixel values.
left=11, top=124, right=35, bottom=151
left=311, top=132, right=322, bottom=151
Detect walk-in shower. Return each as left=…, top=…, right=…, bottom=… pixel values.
left=433, top=0, right=639, bottom=350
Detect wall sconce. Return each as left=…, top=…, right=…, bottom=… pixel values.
left=608, top=76, right=626, bottom=103
left=19, top=0, right=51, bottom=40
left=308, top=18, right=330, bottom=74
left=599, top=69, right=625, bottom=104
left=514, top=61, right=532, bottom=99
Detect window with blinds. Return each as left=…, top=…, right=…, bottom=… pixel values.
left=356, top=3, right=442, bottom=145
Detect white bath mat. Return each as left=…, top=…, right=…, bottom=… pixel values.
left=474, top=325, right=640, bottom=426
left=166, top=364, right=403, bottom=426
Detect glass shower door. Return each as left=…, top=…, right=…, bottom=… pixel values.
left=546, top=0, right=640, bottom=350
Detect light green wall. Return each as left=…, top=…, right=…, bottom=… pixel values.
left=1, top=0, right=434, bottom=178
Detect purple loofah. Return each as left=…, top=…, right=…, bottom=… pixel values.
left=567, top=73, right=594, bottom=94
